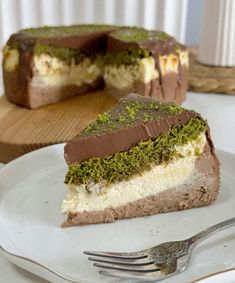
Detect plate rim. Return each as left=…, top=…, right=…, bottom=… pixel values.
left=193, top=267, right=235, bottom=282
left=0, top=244, right=84, bottom=283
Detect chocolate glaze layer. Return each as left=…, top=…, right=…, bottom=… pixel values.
left=39, top=31, right=112, bottom=53
left=107, top=31, right=178, bottom=56
left=64, top=94, right=198, bottom=164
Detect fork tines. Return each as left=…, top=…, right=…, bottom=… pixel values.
left=84, top=250, right=163, bottom=281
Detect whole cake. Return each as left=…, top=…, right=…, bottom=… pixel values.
left=62, top=93, right=220, bottom=227
left=2, top=25, right=188, bottom=109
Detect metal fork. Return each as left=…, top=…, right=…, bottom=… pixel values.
left=84, top=217, right=235, bottom=281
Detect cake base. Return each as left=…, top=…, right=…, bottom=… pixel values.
left=61, top=145, right=220, bottom=227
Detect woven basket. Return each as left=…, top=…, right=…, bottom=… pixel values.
left=188, top=48, right=235, bottom=95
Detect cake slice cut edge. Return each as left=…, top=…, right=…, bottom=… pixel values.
left=61, top=93, right=220, bottom=227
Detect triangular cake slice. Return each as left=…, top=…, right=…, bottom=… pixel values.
left=62, top=94, right=220, bottom=227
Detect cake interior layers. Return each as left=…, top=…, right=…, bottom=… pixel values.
left=62, top=132, right=206, bottom=213
left=63, top=113, right=207, bottom=214
left=3, top=25, right=188, bottom=108
left=65, top=117, right=206, bottom=185
left=104, top=55, right=158, bottom=90
left=3, top=45, right=187, bottom=90
left=32, top=53, right=102, bottom=88
left=103, top=48, right=188, bottom=92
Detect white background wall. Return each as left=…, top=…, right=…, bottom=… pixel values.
left=185, top=0, right=204, bottom=45
left=0, top=0, right=203, bottom=47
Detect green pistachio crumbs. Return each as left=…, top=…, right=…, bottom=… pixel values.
left=65, top=117, right=206, bottom=185
left=34, top=45, right=150, bottom=66
left=111, top=27, right=170, bottom=42
left=21, top=24, right=113, bottom=38
left=34, top=44, right=85, bottom=63
left=7, top=25, right=179, bottom=64
left=80, top=99, right=183, bottom=137
left=104, top=47, right=150, bottom=66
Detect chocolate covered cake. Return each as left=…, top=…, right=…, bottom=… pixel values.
left=2, top=25, right=188, bottom=109
left=104, top=27, right=188, bottom=104
left=61, top=93, right=220, bottom=227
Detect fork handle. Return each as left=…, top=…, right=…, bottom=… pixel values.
left=189, top=217, right=235, bottom=245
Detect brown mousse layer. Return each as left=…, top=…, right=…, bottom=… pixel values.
left=105, top=68, right=187, bottom=105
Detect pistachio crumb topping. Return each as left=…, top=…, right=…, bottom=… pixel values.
left=34, top=44, right=85, bottom=63
left=6, top=25, right=183, bottom=65
left=81, top=99, right=184, bottom=136
left=111, top=27, right=171, bottom=43
left=21, top=24, right=114, bottom=38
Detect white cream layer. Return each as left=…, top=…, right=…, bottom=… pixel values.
left=103, top=57, right=159, bottom=90
left=3, top=48, right=188, bottom=90
left=3, top=47, right=19, bottom=72
left=62, top=133, right=207, bottom=213
left=31, top=54, right=102, bottom=88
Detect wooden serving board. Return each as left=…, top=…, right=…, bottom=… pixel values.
left=0, top=91, right=116, bottom=163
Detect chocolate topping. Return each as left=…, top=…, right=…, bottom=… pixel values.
left=39, top=32, right=109, bottom=53
left=64, top=94, right=198, bottom=164
left=107, top=27, right=177, bottom=56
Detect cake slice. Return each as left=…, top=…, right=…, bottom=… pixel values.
left=62, top=94, right=220, bottom=227
left=104, top=27, right=188, bottom=104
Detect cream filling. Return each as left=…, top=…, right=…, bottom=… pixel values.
left=3, top=47, right=19, bottom=72
left=62, top=133, right=207, bottom=213
left=103, top=57, right=159, bottom=90
left=3, top=47, right=187, bottom=90
left=159, top=53, right=179, bottom=76
left=31, top=54, right=102, bottom=88
left=177, top=50, right=189, bottom=67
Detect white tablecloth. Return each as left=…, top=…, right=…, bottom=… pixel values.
left=0, top=91, right=235, bottom=283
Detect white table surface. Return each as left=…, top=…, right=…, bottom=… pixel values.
left=0, top=91, right=235, bottom=283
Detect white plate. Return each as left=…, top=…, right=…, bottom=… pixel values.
left=0, top=145, right=235, bottom=283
